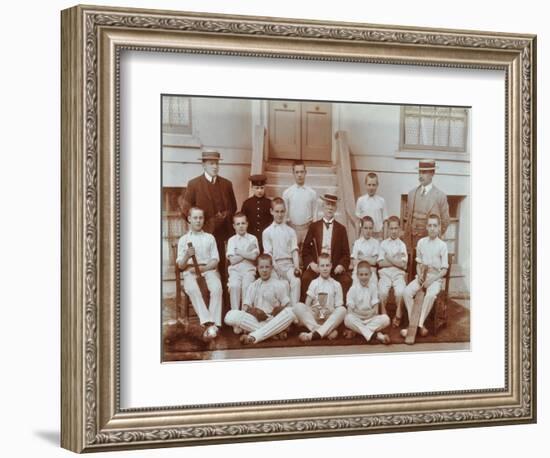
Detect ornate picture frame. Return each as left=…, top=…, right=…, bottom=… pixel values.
left=61, top=4, right=536, bottom=453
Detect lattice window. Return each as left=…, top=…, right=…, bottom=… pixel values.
left=162, top=96, right=192, bottom=134
left=401, top=106, right=468, bottom=152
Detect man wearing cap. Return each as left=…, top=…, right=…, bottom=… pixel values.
left=241, top=174, right=273, bottom=253
left=404, top=159, right=450, bottom=257
left=182, top=149, right=237, bottom=278
left=301, top=193, right=352, bottom=301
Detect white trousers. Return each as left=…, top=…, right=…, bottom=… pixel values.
left=227, top=262, right=256, bottom=311
left=224, top=308, right=296, bottom=343
left=274, top=259, right=301, bottom=304
left=289, top=222, right=310, bottom=247
left=378, top=269, right=407, bottom=304
left=403, top=278, right=442, bottom=328
left=293, top=302, right=346, bottom=338
left=182, top=270, right=222, bottom=326
left=344, top=312, right=390, bottom=341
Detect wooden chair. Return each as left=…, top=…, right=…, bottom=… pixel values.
left=172, top=243, right=190, bottom=326
left=426, top=253, right=453, bottom=335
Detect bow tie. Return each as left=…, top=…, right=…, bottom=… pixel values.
left=323, top=220, right=333, bottom=230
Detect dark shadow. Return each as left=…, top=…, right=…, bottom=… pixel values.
left=34, top=430, right=60, bottom=446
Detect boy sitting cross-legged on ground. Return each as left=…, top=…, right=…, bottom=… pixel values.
left=343, top=261, right=391, bottom=344
left=226, top=212, right=259, bottom=321
left=224, top=254, right=296, bottom=344
left=293, top=253, right=346, bottom=342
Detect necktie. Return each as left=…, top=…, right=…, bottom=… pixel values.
left=421, top=186, right=426, bottom=196
left=324, top=220, right=332, bottom=230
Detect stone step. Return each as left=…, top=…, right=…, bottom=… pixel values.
left=265, top=171, right=338, bottom=187
left=265, top=163, right=336, bottom=174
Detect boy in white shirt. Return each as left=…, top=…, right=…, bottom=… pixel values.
left=355, top=172, right=389, bottom=240
left=350, top=215, right=380, bottom=288
left=293, top=253, right=346, bottom=341
left=262, top=197, right=302, bottom=304
left=344, top=261, right=391, bottom=344
left=378, top=216, right=408, bottom=327
left=402, top=214, right=449, bottom=338
left=176, top=207, right=223, bottom=340
left=225, top=254, right=296, bottom=343
left=226, top=212, right=259, bottom=315
left=282, top=160, right=318, bottom=246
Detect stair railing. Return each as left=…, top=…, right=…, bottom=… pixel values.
left=334, top=131, right=360, bottom=246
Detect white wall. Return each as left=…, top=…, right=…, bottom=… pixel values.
left=1, top=1, right=545, bottom=458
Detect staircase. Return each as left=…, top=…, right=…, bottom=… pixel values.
left=263, top=162, right=345, bottom=223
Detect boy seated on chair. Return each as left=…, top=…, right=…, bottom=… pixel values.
left=377, top=215, right=408, bottom=327
left=293, top=253, right=346, bottom=342
left=224, top=254, right=296, bottom=344
left=343, top=261, right=391, bottom=344
left=226, top=212, right=259, bottom=319
left=176, top=207, right=223, bottom=341
left=401, top=214, right=449, bottom=338
left=350, top=215, right=380, bottom=289
left=262, top=197, right=302, bottom=304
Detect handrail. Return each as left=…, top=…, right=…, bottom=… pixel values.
left=334, top=131, right=359, bottom=245
left=249, top=125, right=266, bottom=196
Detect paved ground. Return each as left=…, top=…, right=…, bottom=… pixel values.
left=162, top=298, right=470, bottom=362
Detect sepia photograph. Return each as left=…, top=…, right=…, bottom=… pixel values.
left=161, top=95, right=471, bottom=361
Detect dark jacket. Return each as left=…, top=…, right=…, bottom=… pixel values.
left=183, top=174, right=237, bottom=238
left=302, top=219, right=350, bottom=273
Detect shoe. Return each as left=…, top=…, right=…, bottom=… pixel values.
left=233, top=326, right=243, bottom=335
left=299, top=332, right=313, bottom=342
left=400, top=329, right=408, bottom=338
left=202, top=325, right=218, bottom=341
left=343, top=329, right=356, bottom=339
left=327, top=330, right=338, bottom=340
left=419, top=326, right=429, bottom=337
left=240, top=334, right=255, bottom=344
left=392, top=316, right=402, bottom=328
left=376, top=332, right=391, bottom=345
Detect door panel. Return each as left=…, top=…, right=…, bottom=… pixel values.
left=268, top=101, right=301, bottom=160
left=301, top=102, right=332, bottom=161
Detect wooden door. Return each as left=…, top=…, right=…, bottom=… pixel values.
left=301, top=102, right=332, bottom=161
left=268, top=101, right=332, bottom=161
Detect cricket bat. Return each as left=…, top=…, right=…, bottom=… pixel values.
left=405, top=265, right=426, bottom=345
left=187, top=242, right=210, bottom=306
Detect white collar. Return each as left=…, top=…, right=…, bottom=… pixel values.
left=365, top=193, right=378, bottom=199
left=190, top=229, right=204, bottom=235
left=323, top=218, right=335, bottom=224
left=204, top=172, right=216, bottom=183
left=421, top=183, right=433, bottom=193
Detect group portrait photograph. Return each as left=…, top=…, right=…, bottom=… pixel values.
left=161, top=95, right=471, bottom=362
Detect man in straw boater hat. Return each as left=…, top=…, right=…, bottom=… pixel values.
left=182, top=149, right=237, bottom=294
left=404, top=159, right=450, bottom=261
left=300, top=193, right=352, bottom=302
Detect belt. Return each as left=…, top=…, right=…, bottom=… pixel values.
left=288, top=222, right=311, bottom=229
left=274, top=257, right=292, bottom=262
left=182, top=264, right=206, bottom=272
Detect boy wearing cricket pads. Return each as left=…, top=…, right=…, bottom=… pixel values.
left=378, top=215, right=408, bottom=327
left=262, top=197, right=302, bottom=304
left=226, top=212, right=259, bottom=314
left=402, top=214, right=449, bottom=338
left=224, top=254, right=296, bottom=343
left=293, top=253, right=346, bottom=341
left=344, top=261, right=391, bottom=344
left=176, top=207, right=222, bottom=340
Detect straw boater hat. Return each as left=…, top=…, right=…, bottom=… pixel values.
left=199, top=148, right=222, bottom=161
left=320, top=193, right=339, bottom=204
left=248, top=174, right=267, bottom=186
left=416, top=159, right=437, bottom=172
